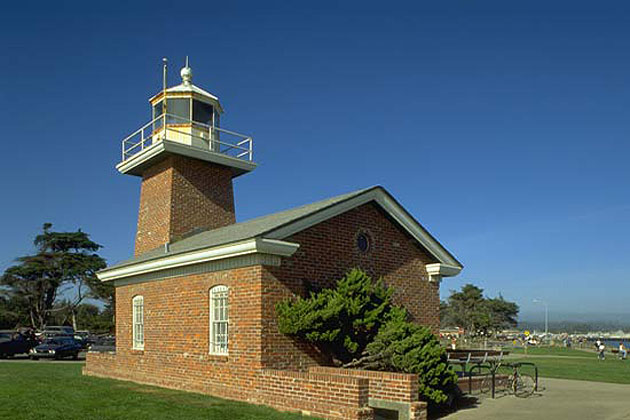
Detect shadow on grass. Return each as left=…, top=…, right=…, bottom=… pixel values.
left=110, top=382, right=225, bottom=408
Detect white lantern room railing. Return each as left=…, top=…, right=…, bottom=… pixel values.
left=121, top=113, right=253, bottom=163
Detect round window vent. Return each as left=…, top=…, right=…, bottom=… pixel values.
left=356, top=232, right=371, bottom=253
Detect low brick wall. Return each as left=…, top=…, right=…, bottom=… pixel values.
left=309, top=367, right=420, bottom=402
left=257, top=369, right=373, bottom=419
left=309, top=367, right=427, bottom=420
left=457, top=374, right=510, bottom=394
left=84, top=353, right=429, bottom=419
left=85, top=353, right=373, bottom=419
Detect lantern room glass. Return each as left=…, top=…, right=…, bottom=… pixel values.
left=193, top=100, right=215, bottom=126
left=152, top=98, right=191, bottom=125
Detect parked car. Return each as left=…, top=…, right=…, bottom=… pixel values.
left=29, top=337, right=82, bottom=360
left=40, top=326, right=74, bottom=338
left=87, top=335, right=115, bottom=352
left=74, top=331, right=92, bottom=349
left=0, top=330, right=38, bottom=358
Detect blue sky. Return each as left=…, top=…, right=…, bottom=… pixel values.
left=1, top=1, right=629, bottom=320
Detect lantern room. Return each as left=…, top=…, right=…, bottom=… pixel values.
left=148, top=61, right=223, bottom=151
left=116, top=58, right=256, bottom=177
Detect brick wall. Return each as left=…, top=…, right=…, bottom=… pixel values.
left=262, top=202, right=442, bottom=369
left=84, top=354, right=426, bottom=420
left=135, top=156, right=235, bottom=255
left=87, top=200, right=439, bottom=419
left=257, top=370, right=373, bottom=419
left=309, top=367, right=420, bottom=403
left=110, top=265, right=264, bottom=399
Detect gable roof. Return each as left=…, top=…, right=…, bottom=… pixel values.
left=98, top=186, right=462, bottom=280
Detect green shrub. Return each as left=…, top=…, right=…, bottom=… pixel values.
left=365, top=307, right=457, bottom=404
left=276, top=269, right=457, bottom=406
left=276, top=268, right=394, bottom=363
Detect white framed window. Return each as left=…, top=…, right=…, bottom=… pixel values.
left=132, top=295, right=144, bottom=350
left=209, top=285, right=229, bottom=355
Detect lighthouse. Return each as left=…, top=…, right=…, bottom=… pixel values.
left=117, top=58, right=256, bottom=256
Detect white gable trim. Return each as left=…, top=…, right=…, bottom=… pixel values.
left=97, top=238, right=299, bottom=282
left=425, top=263, right=462, bottom=283
left=266, top=188, right=462, bottom=270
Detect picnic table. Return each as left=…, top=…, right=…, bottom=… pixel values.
left=446, top=349, right=509, bottom=370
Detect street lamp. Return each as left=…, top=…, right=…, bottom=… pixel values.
left=533, top=299, right=548, bottom=336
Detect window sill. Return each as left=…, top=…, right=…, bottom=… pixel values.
left=131, top=348, right=145, bottom=354
left=207, top=354, right=228, bottom=362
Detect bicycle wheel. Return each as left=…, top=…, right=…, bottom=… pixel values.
left=514, top=374, right=536, bottom=397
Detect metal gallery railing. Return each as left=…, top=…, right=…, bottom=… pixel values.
left=121, top=113, right=253, bottom=163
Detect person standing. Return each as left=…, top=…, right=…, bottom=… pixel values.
left=619, top=342, right=627, bottom=360
left=598, top=342, right=606, bottom=361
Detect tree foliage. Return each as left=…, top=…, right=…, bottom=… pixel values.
left=276, top=269, right=457, bottom=405
left=0, top=292, right=30, bottom=329
left=50, top=302, right=114, bottom=332
left=0, top=224, right=110, bottom=330
left=364, top=308, right=457, bottom=404
left=276, top=268, right=394, bottom=363
left=440, top=284, right=519, bottom=335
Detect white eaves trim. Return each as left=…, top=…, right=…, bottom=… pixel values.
left=97, top=238, right=299, bottom=282
left=266, top=188, right=462, bottom=269
left=425, top=263, right=462, bottom=283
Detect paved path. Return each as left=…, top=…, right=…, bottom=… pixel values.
left=442, top=378, right=630, bottom=420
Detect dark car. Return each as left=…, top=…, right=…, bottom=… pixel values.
left=39, top=326, right=75, bottom=340
left=0, top=330, right=38, bottom=358
left=87, top=335, right=115, bottom=352
left=29, top=337, right=82, bottom=360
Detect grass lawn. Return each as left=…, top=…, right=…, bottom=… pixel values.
left=507, top=346, right=593, bottom=357
left=0, top=362, right=312, bottom=420
left=504, top=346, right=630, bottom=385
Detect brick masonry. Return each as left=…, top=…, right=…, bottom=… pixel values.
left=309, top=367, right=420, bottom=403
left=261, top=202, right=441, bottom=370
left=134, top=156, right=235, bottom=256
left=86, top=159, right=445, bottom=419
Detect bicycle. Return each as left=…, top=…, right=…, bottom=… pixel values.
left=504, top=362, right=536, bottom=397
left=471, top=361, right=537, bottom=398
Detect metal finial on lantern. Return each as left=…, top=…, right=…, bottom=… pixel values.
left=181, top=56, right=193, bottom=86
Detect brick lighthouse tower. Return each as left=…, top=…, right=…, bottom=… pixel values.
left=117, top=58, right=256, bottom=256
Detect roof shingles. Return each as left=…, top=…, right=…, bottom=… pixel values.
left=108, top=186, right=375, bottom=270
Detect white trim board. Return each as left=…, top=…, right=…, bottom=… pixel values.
left=113, top=253, right=281, bottom=287
left=97, top=238, right=299, bottom=282
left=425, top=263, right=462, bottom=283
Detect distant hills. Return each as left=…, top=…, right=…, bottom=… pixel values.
left=518, top=311, right=630, bottom=333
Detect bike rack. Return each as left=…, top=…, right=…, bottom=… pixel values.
left=512, top=361, right=539, bottom=392
left=467, top=363, right=496, bottom=398
left=466, top=361, right=538, bottom=398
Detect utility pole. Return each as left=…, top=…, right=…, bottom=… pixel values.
left=533, top=299, right=549, bottom=336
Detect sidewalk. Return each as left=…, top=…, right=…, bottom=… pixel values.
left=441, top=378, right=630, bottom=420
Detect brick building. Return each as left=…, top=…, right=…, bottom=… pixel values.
left=84, top=60, right=462, bottom=419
